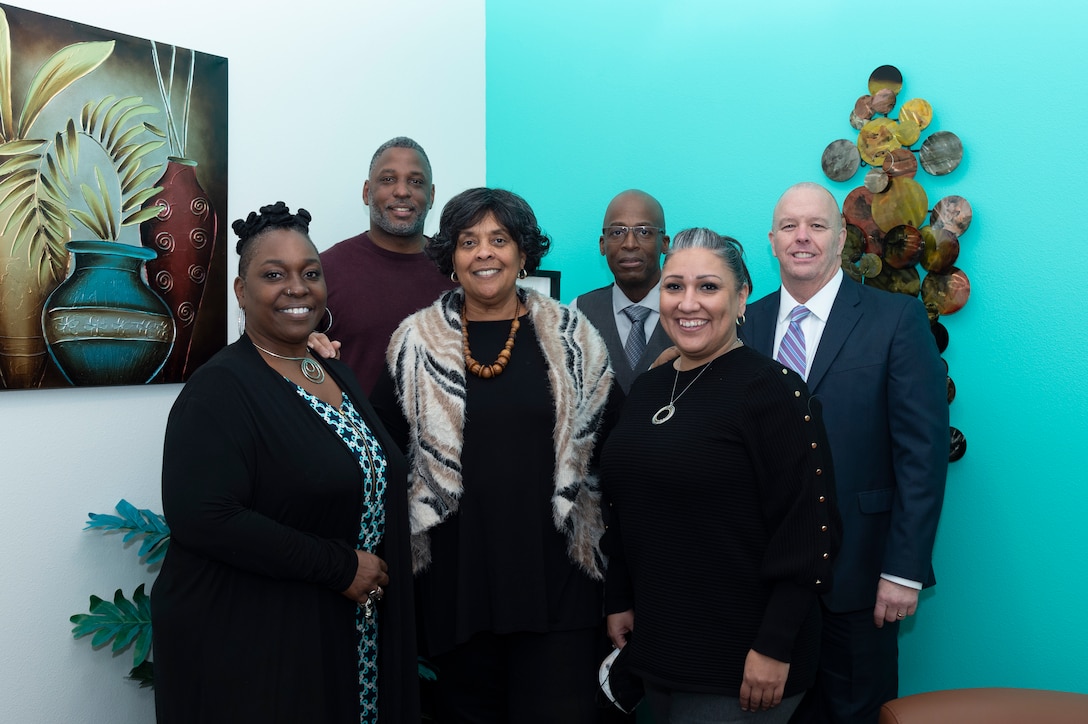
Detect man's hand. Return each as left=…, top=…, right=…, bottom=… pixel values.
left=873, top=578, right=919, bottom=628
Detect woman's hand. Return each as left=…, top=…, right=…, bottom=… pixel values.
left=739, top=649, right=789, bottom=711
left=341, top=550, right=389, bottom=604
left=308, top=331, right=341, bottom=360
left=606, top=609, right=635, bottom=649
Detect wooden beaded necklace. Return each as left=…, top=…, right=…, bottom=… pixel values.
left=462, top=296, right=521, bottom=379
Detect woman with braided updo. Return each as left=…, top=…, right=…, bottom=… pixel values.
left=151, top=202, right=418, bottom=723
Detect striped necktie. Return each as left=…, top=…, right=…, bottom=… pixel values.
left=623, top=304, right=651, bottom=370
left=777, top=305, right=811, bottom=377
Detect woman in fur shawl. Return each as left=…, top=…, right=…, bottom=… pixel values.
left=370, top=187, right=620, bottom=723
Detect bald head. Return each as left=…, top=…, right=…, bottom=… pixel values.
left=772, top=182, right=843, bottom=233
left=603, top=190, right=666, bottom=229
left=768, top=182, right=847, bottom=303
left=600, top=189, right=670, bottom=303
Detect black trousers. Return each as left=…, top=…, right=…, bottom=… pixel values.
left=431, top=627, right=603, bottom=724
left=790, top=605, right=900, bottom=724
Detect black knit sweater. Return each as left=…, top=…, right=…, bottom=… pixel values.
left=600, top=345, right=840, bottom=696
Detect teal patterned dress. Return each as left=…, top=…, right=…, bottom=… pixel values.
left=296, top=388, right=387, bottom=724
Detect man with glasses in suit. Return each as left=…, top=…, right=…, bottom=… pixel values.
left=572, top=190, right=672, bottom=394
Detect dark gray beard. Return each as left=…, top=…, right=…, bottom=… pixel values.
left=370, top=207, right=426, bottom=237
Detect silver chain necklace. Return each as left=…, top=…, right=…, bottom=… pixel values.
left=252, top=341, right=326, bottom=384
left=651, top=339, right=741, bottom=425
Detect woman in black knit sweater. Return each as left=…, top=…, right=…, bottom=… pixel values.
left=600, top=228, right=841, bottom=723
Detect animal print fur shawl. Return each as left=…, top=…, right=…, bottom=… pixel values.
left=386, top=286, right=613, bottom=581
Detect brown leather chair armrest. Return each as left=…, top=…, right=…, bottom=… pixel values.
left=880, top=687, right=1088, bottom=724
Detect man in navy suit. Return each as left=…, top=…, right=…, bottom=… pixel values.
left=741, top=182, right=948, bottom=724
left=573, top=190, right=672, bottom=393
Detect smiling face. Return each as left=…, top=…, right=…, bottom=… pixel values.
left=660, top=247, right=749, bottom=369
left=233, top=228, right=326, bottom=354
left=363, top=146, right=435, bottom=249
left=453, top=211, right=527, bottom=319
left=599, top=191, right=669, bottom=302
left=769, top=184, right=847, bottom=302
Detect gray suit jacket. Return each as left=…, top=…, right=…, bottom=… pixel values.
left=575, top=284, right=672, bottom=394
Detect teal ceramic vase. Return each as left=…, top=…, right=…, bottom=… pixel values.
left=42, top=241, right=175, bottom=386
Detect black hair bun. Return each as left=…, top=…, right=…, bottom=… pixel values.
left=232, top=202, right=312, bottom=255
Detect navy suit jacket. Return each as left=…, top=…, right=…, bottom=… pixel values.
left=741, top=277, right=948, bottom=613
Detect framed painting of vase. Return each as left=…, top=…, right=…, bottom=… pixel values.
left=0, top=3, right=227, bottom=390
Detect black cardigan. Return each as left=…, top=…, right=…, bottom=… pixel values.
left=600, top=345, right=840, bottom=697
left=152, top=336, right=418, bottom=723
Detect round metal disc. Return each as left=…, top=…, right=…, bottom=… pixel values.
left=871, top=176, right=928, bottom=232
left=882, top=148, right=918, bottom=178
left=931, top=321, right=949, bottom=353
left=868, top=265, right=920, bottom=296
left=921, top=266, right=971, bottom=314
left=949, top=427, right=967, bottom=462
left=920, top=225, right=960, bottom=273
left=822, top=139, right=861, bottom=182
left=858, top=252, right=882, bottom=278
left=900, top=98, right=933, bottom=130
left=843, top=223, right=866, bottom=263
left=868, top=65, right=903, bottom=95
left=925, top=302, right=941, bottom=324
left=872, top=88, right=897, bottom=114
left=883, top=225, right=924, bottom=269
left=864, top=167, right=889, bottom=192
left=843, top=186, right=882, bottom=249
left=894, top=116, right=921, bottom=146
left=930, top=195, right=973, bottom=236
left=854, top=95, right=875, bottom=121
left=857, top=117, right=901, bottom=166
left=920, top=131, right=963, bottom=175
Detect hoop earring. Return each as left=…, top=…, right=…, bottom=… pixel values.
left=450, top=272, right=459, bottom=283
left=318, top=307, right=334, bottom=334
left=736, top=314, right=746, bottom=326
left=517, top=268, right=528, bottom=280
left=237, top=308, right=246, bottom=337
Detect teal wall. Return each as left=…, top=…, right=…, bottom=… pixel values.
left=487, top=0, right=1088, bottom=695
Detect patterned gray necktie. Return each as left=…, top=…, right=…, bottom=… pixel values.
left=623, top=304, right=651, bottom=369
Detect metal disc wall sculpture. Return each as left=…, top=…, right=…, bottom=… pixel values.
left=821, top=65, right=968, bottom=463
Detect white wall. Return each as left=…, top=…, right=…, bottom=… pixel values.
left=0, top=2, right=485, bottom=721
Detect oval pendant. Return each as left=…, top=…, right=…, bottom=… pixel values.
left=651, top=404, right=675, bottom=425
left=301, top=357, right=326, bottom=383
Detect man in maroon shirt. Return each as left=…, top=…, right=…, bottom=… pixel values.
left=319, top=137, right=456, bottom=392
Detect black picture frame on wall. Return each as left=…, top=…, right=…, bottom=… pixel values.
left=517, top=269, right=561, bottom=300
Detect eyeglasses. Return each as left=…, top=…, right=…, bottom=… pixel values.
left=602, top=226, right=664, bottom=244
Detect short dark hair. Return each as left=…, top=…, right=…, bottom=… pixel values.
left=369, top=136, right=432, bottom=180
left=665, top=227, right=753, bottom=294
left=427, top=188, right=551, bottom=276
left=232, top=201, right=312, bottom=276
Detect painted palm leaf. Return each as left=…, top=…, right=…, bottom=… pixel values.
left=17, top=41, right=114, bottom=138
